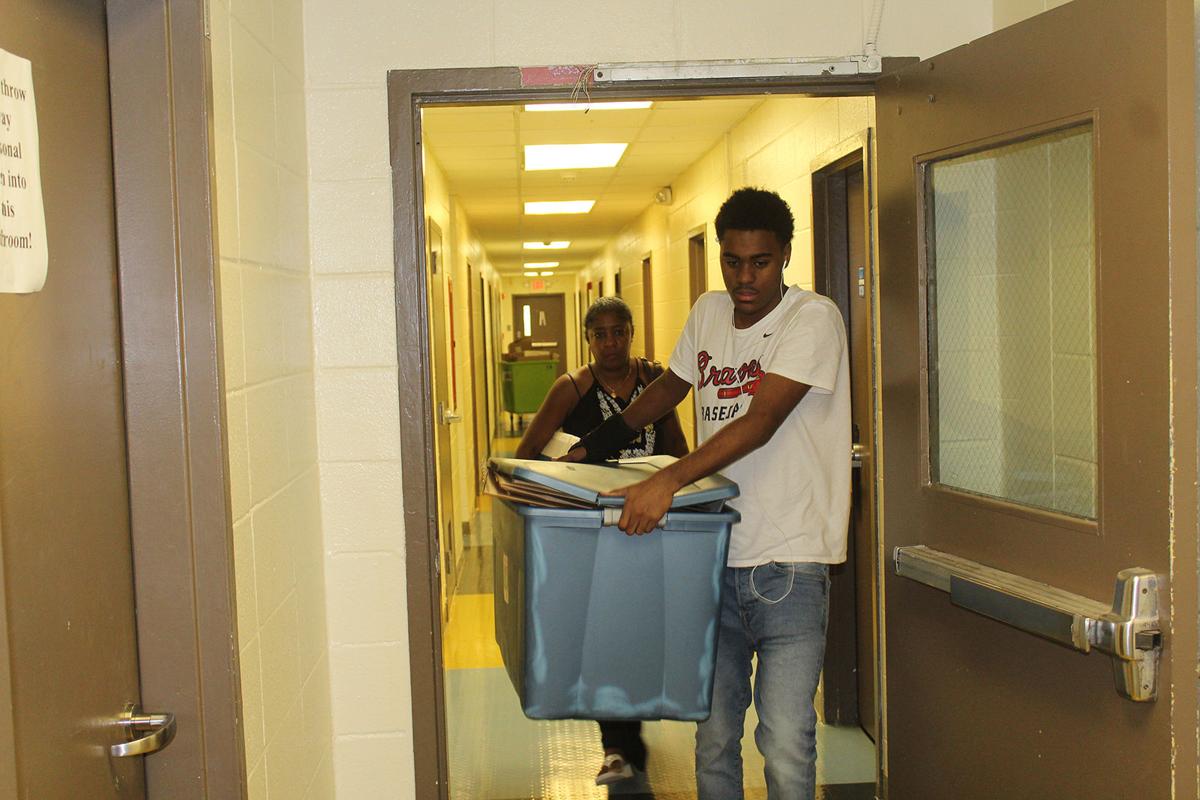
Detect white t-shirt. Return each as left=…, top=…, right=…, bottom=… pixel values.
left=670, top=287, right=851, bottom=566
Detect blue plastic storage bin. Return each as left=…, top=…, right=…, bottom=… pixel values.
left=492, top=499, right=739, bottom=721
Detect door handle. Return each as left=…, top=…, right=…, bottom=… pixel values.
left=111, top=704, right=176, bottom=757
left=437, top=401, right=461, bottom=424
left=851, top=443, right=868, bottom=468
left=893, top=545, right=1162, bottom=702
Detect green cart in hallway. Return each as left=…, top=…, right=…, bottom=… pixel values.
left=500, top=358, right=557, bottom=427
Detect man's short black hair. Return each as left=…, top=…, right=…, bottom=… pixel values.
left=714, top=187, right=794, bottom=248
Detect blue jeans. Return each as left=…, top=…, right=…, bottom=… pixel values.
left=695, top=562, right=830, bottom=799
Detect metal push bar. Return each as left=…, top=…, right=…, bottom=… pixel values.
left=893, top=545, right=1162, bottom=702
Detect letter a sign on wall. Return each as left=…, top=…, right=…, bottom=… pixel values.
left=0, top=47, right=47, bottom=293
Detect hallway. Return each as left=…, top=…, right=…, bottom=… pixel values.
left=413, top=84, right=889, bottom=797
left=441, top=437, right=876, bottom=799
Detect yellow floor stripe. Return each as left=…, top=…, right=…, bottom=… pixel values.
left=444, top=592, right=505, bottom=670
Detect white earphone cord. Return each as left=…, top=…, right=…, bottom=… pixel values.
left=752, top=261, right=803, bottom=605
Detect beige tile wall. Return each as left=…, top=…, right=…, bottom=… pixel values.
left=308, top=121, right=410, bottom=800
left=210, top=0, right=335, bottom=797
left=993, top=0, right=1073, bottom=29
left=299, top=1, right=995, bottom=795
left=303, top=65, right=414, bottom=794
left=594, top=205, right=670, bottom=364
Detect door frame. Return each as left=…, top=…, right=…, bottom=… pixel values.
left=810, top=132, right=881, bottom=752
left=687, top=224, right=708, bottom=305
left=104, top=2, right=241, bottom=796
left=388, top=62, right=908, bottom=798
left=686, top=225, right=710, bottom=445
left=641, top=253, right=655, bottom=361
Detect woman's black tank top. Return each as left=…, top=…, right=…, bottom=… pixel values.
left=561, top=359, right=663, bottom=458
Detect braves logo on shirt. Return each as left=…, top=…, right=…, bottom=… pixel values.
left=697, top=350, right=764, bottom=399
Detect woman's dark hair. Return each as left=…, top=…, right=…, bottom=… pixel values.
left=583, top=295, right=633, bottom=332
left=714, top=187, right=794, bottom=248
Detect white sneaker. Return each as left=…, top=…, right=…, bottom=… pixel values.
left=595, top=751, right=634, bottom=785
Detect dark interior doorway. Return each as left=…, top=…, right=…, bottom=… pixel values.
left=688, top=230, right=707, bottom=304
left=642, top=255, right=655, bottom=360
left=812, top=133, right=878, bottom=741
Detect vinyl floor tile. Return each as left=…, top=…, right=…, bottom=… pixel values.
left=446, top=667, right=875, bottom=799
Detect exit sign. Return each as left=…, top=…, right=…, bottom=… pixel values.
left=530, top=279, right=546, bottom=290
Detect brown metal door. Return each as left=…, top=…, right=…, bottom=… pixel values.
left=0, top=0, right=150, bottom=796
left=688, top=232, right=707, bottom=305
left=511, top=293, right=567, bottom=375
left=427, top=220, right=458, bottom=612
left=876, top=1, right=1195, bottom=797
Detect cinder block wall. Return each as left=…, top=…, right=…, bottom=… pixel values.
left=209, top=0, right=335, bottom=796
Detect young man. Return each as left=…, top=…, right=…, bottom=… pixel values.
left=568, top=187, right=851, bottom=798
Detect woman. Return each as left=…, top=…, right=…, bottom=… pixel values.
left=515, top=295, right=688, bottom=785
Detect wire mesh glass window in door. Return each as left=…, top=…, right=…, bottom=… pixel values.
left=925, top=124, right=1096, bottom=519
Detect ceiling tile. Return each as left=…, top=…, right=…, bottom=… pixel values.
left=519, top=108, right=652, bottom=130
left=430, top=144, right=515, bottom=162
left=518, top=127, right=642, bottom=146
left=423, top=95, right=815, bottom=273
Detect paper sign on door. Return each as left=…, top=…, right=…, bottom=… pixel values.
left=0, top=48, right=46, bottom=294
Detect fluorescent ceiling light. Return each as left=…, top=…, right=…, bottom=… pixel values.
left=524, top=261, right=559, bottom=268
left=525, top=101, right=653, bottom=112
left=524, top=143, right=627, bottom=171
left=540, top=271, right=555, bottom=277
left=523, top=271, right=538, bottom=277
left=524, top=200, right=595, bottom=215
left=524, top=241, right=570, bottom=250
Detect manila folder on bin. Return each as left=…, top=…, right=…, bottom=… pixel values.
left=484, top=455, right=738, bottom=511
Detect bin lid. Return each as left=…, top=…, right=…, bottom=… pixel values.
left=489, top=455, right=739, bottom=510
